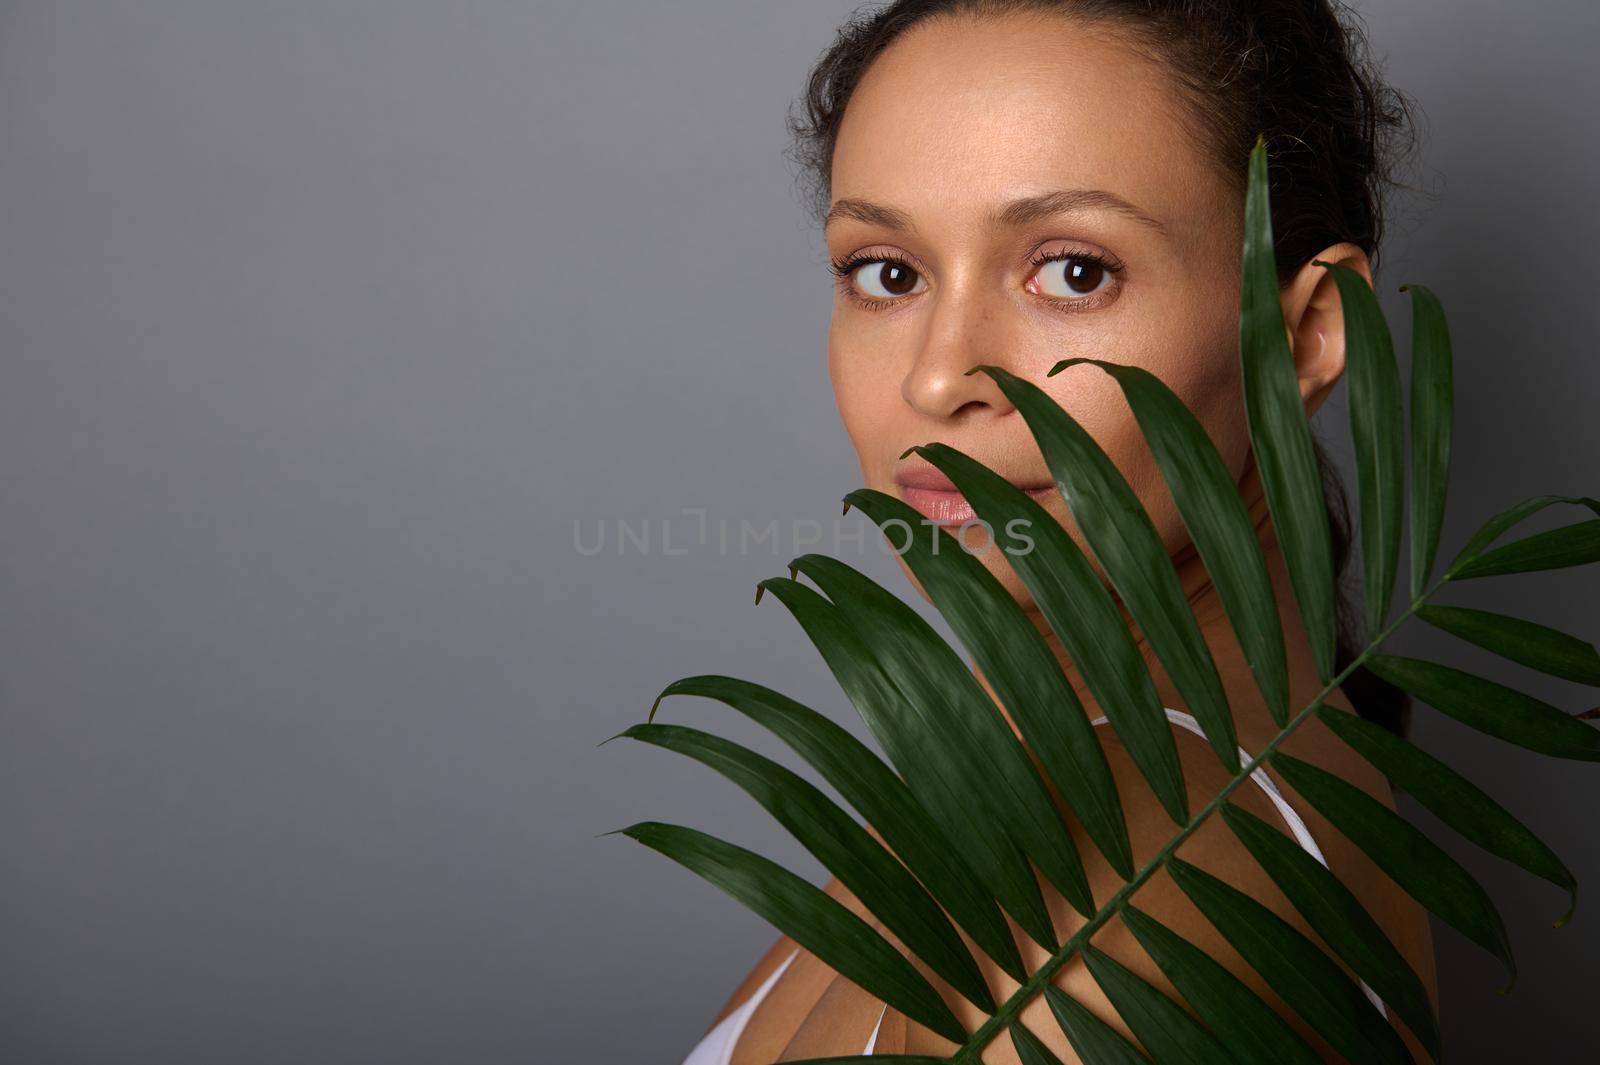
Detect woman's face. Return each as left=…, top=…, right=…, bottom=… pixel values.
left=826, top=13, right=1253, bottom=603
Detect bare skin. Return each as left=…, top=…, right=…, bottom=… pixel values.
left=709, top=11, right=1437, bottom=1062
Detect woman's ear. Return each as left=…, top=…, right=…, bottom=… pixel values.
left=1280, top=242, right=1370, bottom=416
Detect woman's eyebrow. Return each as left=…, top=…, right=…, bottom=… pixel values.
left=992, top=189, right=1166, bottom=232
left=825, top=189, right=1166, bottom=234
left=825, top=198, right=916, bottom=233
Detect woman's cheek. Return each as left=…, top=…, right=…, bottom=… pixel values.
left=828, top=344, right=888, bottom=483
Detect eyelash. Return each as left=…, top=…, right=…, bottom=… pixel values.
left=829, top=248, right=1124, bottom=310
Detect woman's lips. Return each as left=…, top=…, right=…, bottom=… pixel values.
left=893, top=466, right=1057, bottom=526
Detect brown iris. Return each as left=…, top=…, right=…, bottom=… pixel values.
left=1064, top=259, right=1105, bottom=293
left=877, top=262, right=919, bottom=296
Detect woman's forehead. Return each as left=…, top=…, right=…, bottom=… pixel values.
left=829, top=13, right=1231, bottom=235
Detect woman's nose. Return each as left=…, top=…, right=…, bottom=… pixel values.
left=900, top=288, right=1019, bottom=422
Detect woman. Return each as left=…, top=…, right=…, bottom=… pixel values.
left=686, top=2, right=1435, bottom=1061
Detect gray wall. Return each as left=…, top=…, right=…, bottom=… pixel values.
left=1, top=2, right=1594, bottom=1061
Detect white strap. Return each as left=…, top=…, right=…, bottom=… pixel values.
left=864, top=1003, right=887, bottom=1053
left=681, top=947, right=798, bottom=1065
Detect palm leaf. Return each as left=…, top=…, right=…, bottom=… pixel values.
left=913, top=440, right=1186, bottom=825
left=616, top=722, right=994, bottom=1011
left=1166, top=856, right=1412, bottom=1064
left=1238, top=135, right=1339, bottom=683
left=1042, top=984, right=1154, bottom=1065
left=1220, top=801, right=1440, bottom=1057
left=1404, top=284, right=1453, bottom=596
left=1416, top=604, right=1600, bottom=686
left=1365, top=654, right=1600, bottom=760
left=651, top=674, right=1027, bottom=980
left=1053, top=358, right=1290, bottom=726
left=1316, top=707, right=1577, bottom=925
left=1079, top=945, right=1232, bottom=1064
left=843, top=487, right=1130, bottom=883
left=1120, top=905, right=1323, bottom=1065
left=615, top=822, right=968, bottom=1043
left=614, top=137, right=1598, bottom=1062
left=780, top=554, right=1079, bottom=934
left=1271, top=752, right=1517, bottom=988
left=1319, top=259, right=1406, bottom=631
left=980, top=364, right=1240, bottom=773
left=755, top=571, right=1057, bottom=950
left=1444, top=494, right=1600, bottom=575
left=1011, top=1020, right=1074, bottom=1065
left=1451, top=519, right=1600, bottom=579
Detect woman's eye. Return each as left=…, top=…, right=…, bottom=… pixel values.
left=851, top=260, right=927, bottom=300
left=1029, top=256, right=1113, bottom=299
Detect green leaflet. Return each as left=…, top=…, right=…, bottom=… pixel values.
left=1271, top=752, right=1517, bottom=987
left=977, top=364, right=1239, bottom=772
left=1121, top=905, right=1323, bottom=1065
left=1366, top=654, right=1600, bottom=761
left=1452, top=520, right=1600, bottom=579
left=1318, top=707, right=1577, bottom=926
left=755, top=572, right=1055, bottom=954
left=1054, top=359, right=1289, bottom=726
left=1167, top=857, right=1411, bottom=1064
left=841, top=479, right=1134, bottom=873
left=824, top=497, right=1108, bottom=907
left=1010, top=1021, right=1071, bottom=1065
left=1445, top=495, right=1600, bottom=574
left=1081, top=945, right=1232, bottom=1065
left=1404, top=284, right=1454, bottom=597
left=616, top=822, right=967, bottom=1044
left=1417, top=604, right=1600, bottom=686
left=1221, top=801, right=1440, bottom=1059
left=618, top=722, right=994, bottom=1011
left=1238, top=136, right=1337, bottom=682
left=1043, top=985, right=1153, bottom=1065
left=912, top=441, right=1185, bottom=826
left=652, top=675, right=1026, bottom=981
left=1318, top=261, right=1405, bottom=633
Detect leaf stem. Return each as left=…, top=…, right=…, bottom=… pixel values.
left=954, top=575, right=1449, bottom=1059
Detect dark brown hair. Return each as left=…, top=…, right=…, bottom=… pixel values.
left=790, top=0, right=1418, bottom=732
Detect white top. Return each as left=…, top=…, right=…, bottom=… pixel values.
left=681, top=708, right=1385, bottom=1064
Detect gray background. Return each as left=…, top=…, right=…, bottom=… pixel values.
left=1, top=1, right=1595, bottom=1061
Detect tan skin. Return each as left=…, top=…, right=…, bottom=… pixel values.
left=709, top=12, right=1437, bottom=1063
